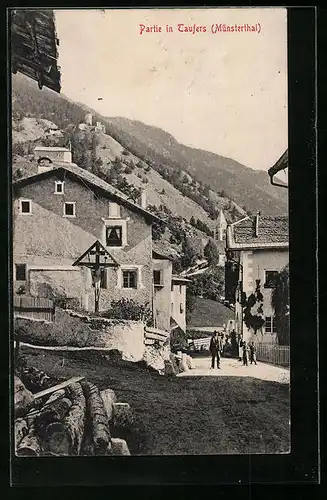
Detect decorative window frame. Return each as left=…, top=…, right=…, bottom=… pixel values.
left=54, top=181, right=65, bottom=194
left=263, top=269, right=279, bottom=289
left=19, top=199, right=32, bottom=215
left=102, top=218, right=128, bottom=249
left=264, top=315, right=277, bottom=334
left=116, top=264, right=144, bottom=290
left=63, top=201, right=76, bottom=218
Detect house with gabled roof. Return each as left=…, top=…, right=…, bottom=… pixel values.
left=225, top=213, right=289, bottom=344
left=12, top=151, right=171, bottom=325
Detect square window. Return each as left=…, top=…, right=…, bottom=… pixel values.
left=264, top=316, right=272, bottom=333
left=264, top=270, right=279, bottom=288
left=20, top=200, right=31, bottom=214
left=106, top=225, right=123, bottom=247
left=55, top=181, right=64, bottom=194
left=122, top=270, right=137, bottom=289
left=64, top=202, right=75, bottom=217
left=265, top=316, right=277, bottom=334
left=15, top=264, right=26, bottom=281
left=153, top=270, right=162, bottom=285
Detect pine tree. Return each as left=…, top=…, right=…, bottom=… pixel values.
left=204, top=238, right=219, bottom=266
left=181, top=237, right=197, bottom=269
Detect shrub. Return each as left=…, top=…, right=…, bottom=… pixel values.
left=102, top=298, right=153, bottom=325
left=12, top=142, right=26, bottom=156
left=204, top=239, right=219, bottom=266
left=124, top=165, right=133, bottom=174
left=170, top=329, right=188, bottom=352
left=121, top=149, right=129, bottom=156
left=13, top=168, right=24, bottom=181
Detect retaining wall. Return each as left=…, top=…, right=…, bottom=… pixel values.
left=15, top=308, right=145, bottom=362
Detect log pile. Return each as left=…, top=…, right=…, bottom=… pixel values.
left=14, top=366, right=131, bottom=456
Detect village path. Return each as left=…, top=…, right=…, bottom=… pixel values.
left=177, top=356, right=290, bottom=384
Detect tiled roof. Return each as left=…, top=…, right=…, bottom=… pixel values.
left=13, top=162, right=162, bottom=223
left=268, top=150, right=288, bottom=177
left=227, top=215, right=288, bottom=249
left=152, top=240, right=179, bottom=260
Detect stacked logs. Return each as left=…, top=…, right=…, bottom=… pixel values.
left=14, top=367, right=131, bottom=457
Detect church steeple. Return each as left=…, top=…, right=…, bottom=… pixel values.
left=215, top=209, right=227, bottom=241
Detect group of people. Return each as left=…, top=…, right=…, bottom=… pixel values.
left=238, top=339, right=257, bottom=366
left=209, top=331, right=257, bottom=369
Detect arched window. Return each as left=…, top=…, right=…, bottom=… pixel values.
left=37, top=156, right=53, bottom=166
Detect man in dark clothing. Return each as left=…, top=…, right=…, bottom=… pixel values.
left=210, top=331, right=222, bottom=369
left=249, top=341, right=257, bottom=365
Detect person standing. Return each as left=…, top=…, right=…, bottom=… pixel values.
left=238, top=338, right=243, bottom=362
left=242, top=341, right=249, bottom=366
left=249, top=341, right=257, bottom=365
left=210, top=331, right=222, bottom=369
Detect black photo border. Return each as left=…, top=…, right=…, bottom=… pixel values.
left=2, top=3, right=319, bottom=488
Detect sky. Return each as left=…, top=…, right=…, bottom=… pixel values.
left=55, top=8, right=288, bottom=175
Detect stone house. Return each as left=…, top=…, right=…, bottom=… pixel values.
left=226, top=213, right=289, bottom=344
left=34, top=146, right=72, bottom=164
left=12, top=153, right=179, bottom=332
left=151, top=250, right=190, bottom=333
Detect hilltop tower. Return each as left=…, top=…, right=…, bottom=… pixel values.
left=85, top=113, right=93, bottom=126
left=215, top=209, right=227, bottom=242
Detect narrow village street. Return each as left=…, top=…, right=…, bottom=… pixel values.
left=178, top=356, right=290, bottom=384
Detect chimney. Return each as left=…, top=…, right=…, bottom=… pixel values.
left=255, top=212, right=260, bottom=237
left=139, top=189, right=147, bottom=209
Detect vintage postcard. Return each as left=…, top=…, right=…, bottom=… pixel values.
left=10, top=7, right=291, bottom=462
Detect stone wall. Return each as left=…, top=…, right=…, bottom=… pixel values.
left=15, top=308, right=145, bottom=362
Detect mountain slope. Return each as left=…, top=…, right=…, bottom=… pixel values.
left=105, top=117, right=288, bottom=215
left=11, top=72, right=287, bottom=218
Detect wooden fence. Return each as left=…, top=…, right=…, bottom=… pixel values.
left=14, top=296, right=55, bottom=322
left=256, top=343, right=290, bottom=367
left=144, top=327, right=170, bottom=346
left=187, top=337, right=211, bottom=350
